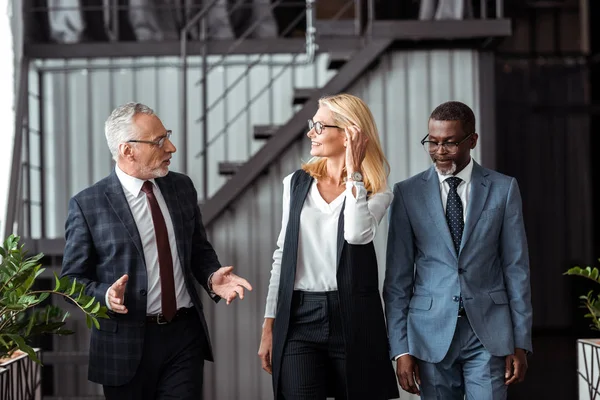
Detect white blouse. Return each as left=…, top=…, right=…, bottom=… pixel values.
left=264, top=173, right=394, bottom=318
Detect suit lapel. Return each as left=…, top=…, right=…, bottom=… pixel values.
left=420, top=167, right=457, bottom=259
left=155, top=175, right=187, bottom=268
left=104, top=171, right=145, bottom=262
left=460, top=162, right=490, bottom=253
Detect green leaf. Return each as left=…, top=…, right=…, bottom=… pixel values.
left=25, top=312, right=36, bottom=336
left=91, top=302, right=101, bottom=314
left=6, top=334, right=41, bottom=364
left=62, top=311, right=70, bottom=322
left=83, top=297, right=95, bottom=309
left=68, top=279, right=77, bottom=296
left=53, top=274, right=60, bottom=291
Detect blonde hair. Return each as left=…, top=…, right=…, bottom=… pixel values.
left=302, top=93, right=390, bottom=194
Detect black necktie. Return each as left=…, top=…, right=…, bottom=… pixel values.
left=141, top=181, right=177, bottom=321
left=445, top=177, right=464, bottom=254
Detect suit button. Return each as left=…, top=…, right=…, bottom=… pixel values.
left=452, top=296, right=460, bottom=302
left=458, top=268, right=465, bottom=274
left=140, top=289, right=147, bottom=296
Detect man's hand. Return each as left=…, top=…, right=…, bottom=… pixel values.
left=505, top=348, right=528, bottom=385
left=258, top=318, right=274, bottom=374
left=211, top=266, right=253, bottom=305
left=107, top=274, right=129, bottom=314
left=396, top=354, right=421, bottom=395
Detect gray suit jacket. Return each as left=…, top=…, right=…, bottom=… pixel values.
left=61, top=170, right=221, bottom=386
left=383, top=161, right=533, bottom=363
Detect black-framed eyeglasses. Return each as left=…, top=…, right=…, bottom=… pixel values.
left=420, top=132, right=474, bottom=154
left=126, top=130, right=172, bottom=148
left=308, top=119, right=341, bottom=135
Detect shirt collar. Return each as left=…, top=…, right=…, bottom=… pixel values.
left=437, top=157, right=474, bottom=186
left=115, top=164, right=156, bottom=197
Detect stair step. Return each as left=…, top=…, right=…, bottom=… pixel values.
left=327, top=51, right=353, bottom=70
left=293, top=88, right=319, bottom=106
left=315, top=20, right=356, bottom=37
left=218, top=161, right=245, bottom=176
left=253, top=124, right=282, bottom=140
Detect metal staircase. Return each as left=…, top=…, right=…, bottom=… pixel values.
left=5, top=1, right=512, bottom=398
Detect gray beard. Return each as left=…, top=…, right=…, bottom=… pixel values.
left=435, top=161, right=457, bottom=176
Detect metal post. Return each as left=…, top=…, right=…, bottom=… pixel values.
left=201, top=19, right=209, bottom=201
left=367, top=0, right=374, bottom=38
left=5, top=58, right=30, bottom=239
left=181, top=37, right=188, bottom=175
left=481, top=0, right=487, bottom=19
left=305, top=0, right=317, bottom=63
left=355, top=0, right=362, bottom=36
left=496, top=0, right=503, bottom=18
left=111, top=0, right=119, bottom=41
left=180, top=0, right=220, bottom=195
left=38, top=71, right=46, bottom=239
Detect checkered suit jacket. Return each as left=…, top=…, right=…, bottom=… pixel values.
left=61, top=170, right=221, bottom=386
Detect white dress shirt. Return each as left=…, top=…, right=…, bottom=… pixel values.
left=264, top=173, right=394, bottom=318
left=394, top=157, right=474, bottom=360
left=436, top=157, right=474, bottom=221
left=106, top=166, right=193, bottom=314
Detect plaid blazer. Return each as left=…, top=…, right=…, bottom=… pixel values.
left=61, top=170, right=221, bottom=386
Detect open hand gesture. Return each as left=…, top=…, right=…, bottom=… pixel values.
left=211, top=266, right=253, bottom=305
left=345, top=125, right=368, bottom=176
left=107, top=274, right=129, bottom=314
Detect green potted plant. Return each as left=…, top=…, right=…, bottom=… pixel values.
left=565, top=263, right=600, bottom=331
left=565, top=261, right=600, bottom=400
left=0, top=234, right=107, bottom=364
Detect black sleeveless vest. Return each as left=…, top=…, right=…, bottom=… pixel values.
left=271, top=169, right=399, bottom=400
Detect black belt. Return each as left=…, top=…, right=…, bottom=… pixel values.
left=146, top=307, right=195, bottom=324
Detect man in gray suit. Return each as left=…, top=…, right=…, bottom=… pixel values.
left=383, top=101, right=532, bottom=399
left=61, top=102, right=252, bottom=399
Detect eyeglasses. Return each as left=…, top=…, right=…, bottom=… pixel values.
left=126, top=131, right=172, bottom=148
left=421, top=132, right=474, bottom=154
left=308, top=119, right=341, bottom=135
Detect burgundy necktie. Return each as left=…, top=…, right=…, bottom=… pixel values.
left=141, top=181, right=177, bottom=321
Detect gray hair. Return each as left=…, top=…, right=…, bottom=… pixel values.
left=105, top=102, right=156, bottom=161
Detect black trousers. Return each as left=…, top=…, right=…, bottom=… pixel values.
left=103, top=311, right=204, bottom=400
left=280, top=291, right=347, bottom=400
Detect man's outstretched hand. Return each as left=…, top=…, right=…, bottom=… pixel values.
left=211, top=266, right=253, bottom=305
left=107, top=274, right=129, bottom=313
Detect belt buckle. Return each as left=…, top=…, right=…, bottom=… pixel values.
left=156, top=314, right=168, bottom=325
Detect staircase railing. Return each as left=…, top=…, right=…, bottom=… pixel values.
left=182, top=0, right=359, bottom=201
left=4, top=58, right=31, bottom=240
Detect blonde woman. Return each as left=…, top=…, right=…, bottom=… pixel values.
left=258, top=94, right=399, bottom=400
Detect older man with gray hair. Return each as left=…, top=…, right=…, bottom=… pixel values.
left=60, top=102, right=252, bottom=399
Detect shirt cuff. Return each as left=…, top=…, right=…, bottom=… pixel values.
left=345, top=180, right=366, bottom=200
left=207, top=272, right=216, bottom=297
left=105, top=288, right=113, bottom=311
left=394, top=352, right=410, bottom=361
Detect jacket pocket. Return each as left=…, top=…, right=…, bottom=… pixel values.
left=97, top=318, right=118, bottom=333
left=409, top=295, right=433, bottom=310
left=489, top=290, right=509, bottom=304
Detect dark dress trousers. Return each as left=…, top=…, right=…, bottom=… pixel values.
left=61, top=170, right=221, bottom=386
left=271, top=170, right=399, bottom=400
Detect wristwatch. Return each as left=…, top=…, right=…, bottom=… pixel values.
left=349, top=171, right=363, bottom=182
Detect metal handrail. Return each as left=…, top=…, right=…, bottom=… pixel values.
left=180, top=0, right=330, bottom=199
left=191, top=0, right=357, bottom=159
left=192, top=0, right=318, bottom=88
left=4, top=58, right=30, bottom=239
